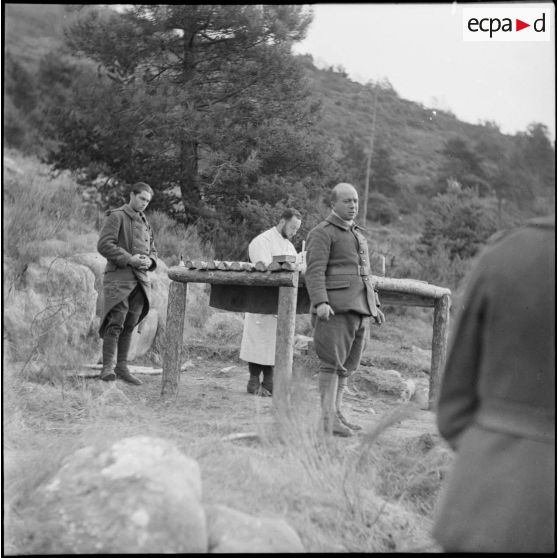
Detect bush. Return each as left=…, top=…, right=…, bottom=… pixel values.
left=3, top=155, right=97, bottom=282
left=419, top=189, right=497, bottom=261
left=367, top=192, right=399, bottom=225
left=147, top=210, right=214, bottom=266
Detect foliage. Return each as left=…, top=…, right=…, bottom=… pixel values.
left=38, top=3, right=333, bottom=257
left=147, top=210, right=213, bottom=266
left=370, top=143, right=400, bottom=198
left=3, top=152, right=97, bottom=284
left=366, top=192, right=399, bottom=225
left=419, top=188, right=498, bottom=261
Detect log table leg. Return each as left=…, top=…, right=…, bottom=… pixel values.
left=274, top=276, right=299, bottom=415
left=161, top=280, right=188, bottom=399
left=429, top=293, right=451, bottom=409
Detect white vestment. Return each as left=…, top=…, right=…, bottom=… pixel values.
left=239, top=227, right=297, bottom=365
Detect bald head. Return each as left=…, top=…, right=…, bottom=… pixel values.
left=331, top=182, right=358, bottom=203
left=331, top=182, right=359, bottom=222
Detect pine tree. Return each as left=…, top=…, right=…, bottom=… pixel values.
left=45, top=5, right=329, bottom=230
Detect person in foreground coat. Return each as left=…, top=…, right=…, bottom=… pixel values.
left=432, top=215, right=555, bottom=553
left=239, top=208, right=302, bottom=396
left=97, top=182, right=157, bottom=385
left=305, top=183, right=384, bottom=437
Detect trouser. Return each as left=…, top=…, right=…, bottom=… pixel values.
left=102, top=284, right=146, bottom=368
left=248, top=362, right=273, bottom=390
left=248, top=362, right=273, bottom=377
left=312, top=312, right=369, bottom=377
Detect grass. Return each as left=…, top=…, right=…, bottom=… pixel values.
left=3, top=147, right=450, bottom=553
left=3, top=309, right=450, bottom=553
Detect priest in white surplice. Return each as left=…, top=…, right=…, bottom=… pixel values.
left=240, top=209, right=303, bottom=396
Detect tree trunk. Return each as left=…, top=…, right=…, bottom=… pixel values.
left=179, top=21, right=203, bottom=225
left=179, top=137, right=202, bottom=224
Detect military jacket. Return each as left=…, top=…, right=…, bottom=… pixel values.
left=97, top=204, right=157, bottom=335
left=305, top=212, right=379, bottom=317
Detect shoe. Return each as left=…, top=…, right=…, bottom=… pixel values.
left=259, top=386, right=272, bottom=397
left=323, top=415, right=353, bottom=438
left=261, top=368, right=273, bottom=396
left=100, top=368, right=116, bottom=382
left=337, top=411, right=362, bottom=431
left=261, top=379, right=273, bottom=396
left=247, top=375, right=260, bottom=394
left=115, top=365, right=143, bottom=385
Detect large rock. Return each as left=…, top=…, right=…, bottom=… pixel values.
left=4, top=256, right=99, bottom=359
left=4, top=252, right=172, bottom=363
left=39, top=436, right=207, bottom=554
left=206, top=504, right=305, bottom=553
left=354, top=367, right=417, bottom=402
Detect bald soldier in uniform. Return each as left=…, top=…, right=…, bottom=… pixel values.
left=97, top=182, right=158, bottom=385
left=305, top=183, right=385, bottom=437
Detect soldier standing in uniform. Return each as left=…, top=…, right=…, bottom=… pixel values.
left=239, top=209, right=302, bottom=396
left=305, top=183, right=385, bottom=437
left=97, top=182, right=158, bottom=385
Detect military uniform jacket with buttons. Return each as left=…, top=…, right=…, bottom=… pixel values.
left=305, top=212, right=379, bottom=317
left=97, top=204, right=157, bottom=336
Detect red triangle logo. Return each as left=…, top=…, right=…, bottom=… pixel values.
left=516, top=19, right=530, bottom=31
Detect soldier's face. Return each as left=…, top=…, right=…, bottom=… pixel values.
left=130, top=191, right=152, bottom=212
left=333, top=187, right=359, bottom=221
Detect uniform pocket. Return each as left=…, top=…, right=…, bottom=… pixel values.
left=325, top=279, right=350, bottom=290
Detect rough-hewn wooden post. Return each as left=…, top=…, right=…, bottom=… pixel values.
left=273, top=273, right=299, bottom=414
left=429, top=293, right=451, bottom=409
left=161, top=280, right=188, bottom=399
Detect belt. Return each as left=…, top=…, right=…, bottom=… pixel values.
left=325, top=265, right=370, bottom=276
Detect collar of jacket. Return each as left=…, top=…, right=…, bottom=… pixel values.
left=325, top=212, right=367, bottom=232
left=121, top=204, right=143, bottom=220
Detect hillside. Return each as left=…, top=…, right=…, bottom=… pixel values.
left=3, top=3, right=533, bottom=201
left=304, top=60, right=517, bottom=191
left=4, top=3, right=68, bottom=68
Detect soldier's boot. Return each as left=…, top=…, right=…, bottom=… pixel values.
left=100, top=334, right=117, bottom=381
left=318, top=372, right=352, bottom=437
left=336, top=376, right=362, bottom=431
left=260, top=366, right=273, bottom=397
left=247, top=363, right=261, bottom=395
left=114, top=330, right=142, bottom=386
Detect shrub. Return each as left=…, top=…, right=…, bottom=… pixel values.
left=3, top=158, right=97, bottom=282
left=147, top=210, right=214, bottom=266
left=367, top=192, right=399, bottom=225
left=419, top=189, right=497, bottom=261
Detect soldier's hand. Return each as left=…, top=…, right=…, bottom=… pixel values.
left=138, top=255, right=151, bottom=269
left=317, top=302, right=335, bottom=321
left=129, top=254, right=149, bottom=269
left=374, top=309, right=386, bottom=325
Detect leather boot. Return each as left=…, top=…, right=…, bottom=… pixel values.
left=261, top=366, right=273, bottom=397
left=247, top=363, right=261, bottom=394
left=336, top=376, right=362, bottom=431
left=114, top=330, right=142, bottom=385
left=318, top=372, right=352, bottom=437
left=100, top=334, right=117, bottom=381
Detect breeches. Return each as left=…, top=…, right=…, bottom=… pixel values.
left=103, top=284, right=146, bottom=339
left=312, top=312, right=369, bottom=376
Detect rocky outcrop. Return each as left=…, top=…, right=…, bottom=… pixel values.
left=36, top=436, right=304, bottom=554
left=39, top=436, right=207, bottom=554
left=4, top=253, right=171, bottom=362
